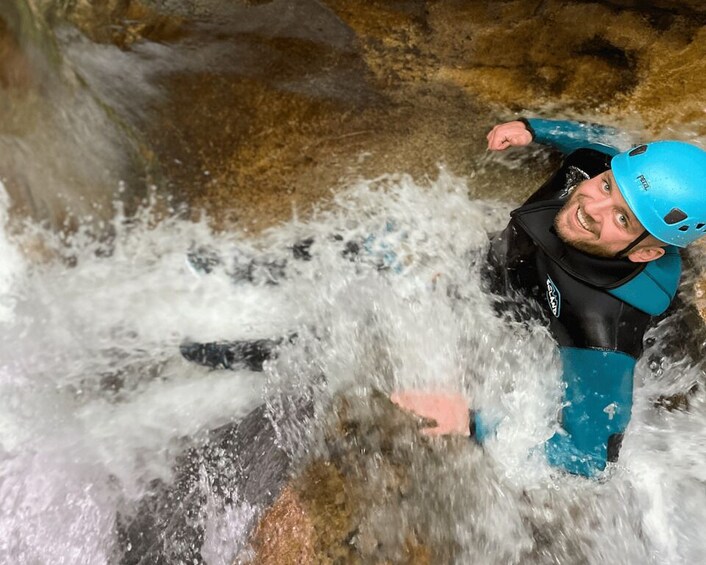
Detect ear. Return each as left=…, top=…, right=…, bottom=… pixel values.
left=627, top=246, right=666, bottom=263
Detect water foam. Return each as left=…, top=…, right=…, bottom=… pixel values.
left=0, top=172, right=704, bottom=563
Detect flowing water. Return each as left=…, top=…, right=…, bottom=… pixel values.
left=1, top=1, right=706, bottom=564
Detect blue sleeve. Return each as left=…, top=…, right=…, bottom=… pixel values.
left=472, top=411, right=496, bottom=444
left=544, top=347, right=635, bottom=477
left=523, top=118, right=621, bottom=157
left=472, top=346, right=634, bottom=477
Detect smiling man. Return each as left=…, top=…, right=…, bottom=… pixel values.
left=552, top=169, right=666, bottom=261
left=393, top=118, right=706, bottom=477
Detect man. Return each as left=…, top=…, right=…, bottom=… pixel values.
left=392, top=118, right=706, bottom=477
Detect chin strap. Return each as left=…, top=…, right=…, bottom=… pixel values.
left=614, top=230, right=649, bottom=259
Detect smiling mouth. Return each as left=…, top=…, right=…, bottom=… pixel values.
left=576, top=206, right=591, bottom=232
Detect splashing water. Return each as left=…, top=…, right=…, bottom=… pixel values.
left=0, top=169, right=704, bottom=564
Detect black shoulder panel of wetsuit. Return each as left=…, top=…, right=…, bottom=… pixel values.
left=486, top=222, right=541, bottom=299
left=522, top=148, right=613, bottom=206
left=536, top=251, right=652, bottom=358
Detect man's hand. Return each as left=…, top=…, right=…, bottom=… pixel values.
left=486, top=120, right=533, bottom=151
left=390, top=391, right=470, bottom=436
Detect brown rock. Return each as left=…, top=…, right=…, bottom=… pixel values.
left=248, top=392, right=466, bottom=563
left=145, top=40, right=491, bottom=230
left=0, top=16, right=33, bottom=91
left=626, top=25, right=706, bottom=133
left=295, top=461, right=358, bottom=563
left=427, top=0, right=706, bottom=134
left=249, top=459, right=357, bottom=564
left=5, top=0, right=706, bottom=234
left=64, top=0, right=184, bottom=48
left=250, top=486, right=315, bottom=565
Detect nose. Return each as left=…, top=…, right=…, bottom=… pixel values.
left=583, top=197, right=611, bottom=224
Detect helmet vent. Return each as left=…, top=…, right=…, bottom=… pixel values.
left=664, top=208, right=688, bottom=224
left=697, top=223, right=705, bottom=230
left=629, top=145, right=648, bottom=157
left=679, top=226, right=689, bottom=232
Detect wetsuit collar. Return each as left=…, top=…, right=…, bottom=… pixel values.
left=510, top=199, right=646, bottom=290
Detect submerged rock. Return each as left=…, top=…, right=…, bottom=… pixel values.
left=251, top=461, right=357, bottom=564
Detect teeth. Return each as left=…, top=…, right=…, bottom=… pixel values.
left=577, top=207, right=590, bottom=231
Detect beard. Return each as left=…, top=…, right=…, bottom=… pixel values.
left=553, top=196, right=616, bottom=258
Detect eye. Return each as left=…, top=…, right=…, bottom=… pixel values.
left=616, top=213, right=628, bottom=227
left=602, top=180, right=611, bottom=193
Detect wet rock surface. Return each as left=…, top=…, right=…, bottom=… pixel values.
left=426, top=0, right=706, bottom=133
left=0, top=16, right=33, bottom=91
left=62, top=0, right=185, bottom=48
left=3, top=1, right=706, bottom=562
left=118, top=399, right=308, bottom=564
left=138, top=0, right=491, bottom=230
left=43, top=0, right=704, bottom=229
left=6, top=0, right=706, bottom=227
left=249, top=485, right=315, bottom=564
left=250, top=392, right=462, bottom=564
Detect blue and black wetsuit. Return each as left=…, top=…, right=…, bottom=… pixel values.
left=480, top=118, right=682, bottom=477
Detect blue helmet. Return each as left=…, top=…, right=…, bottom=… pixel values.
left=611, top=141, right=706, bottom=247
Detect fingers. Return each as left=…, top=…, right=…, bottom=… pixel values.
left=487, top=131, right=513, bottom=151
left=486, top=121, right=532, bottom=151
left=390, top=390, right=423, bottom=408
left=390, top=390, right=471, bottom=436
left=487, top=128, right=514, bottom=151
left=390, top=390, right=433, bottom=417
left=391, top=392, right=440, bottom=433
left=486, top=126, right=501, bottom=150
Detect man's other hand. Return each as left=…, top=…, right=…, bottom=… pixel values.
left=486, top=120, right=533, bottom=151
left=390, top=390, right=470, bottom=436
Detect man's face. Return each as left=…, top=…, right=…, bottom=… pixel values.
left=554, top=170, right=651, bottom=259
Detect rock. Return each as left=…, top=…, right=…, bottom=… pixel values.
left=142, top=18, right=492, bottom=229
left=629, top=24, right=706, bottom=132
left=63, top=0, right=184, bottom=48
left=696, top=279, right=706, bottom=322
left=0, top=15, right=33, bottom=91
left=247, top=392, right=469, bottom=563
left=10, top=0, right=705, bottom=231
left=118, top=401, right=305, bottom=565
left=250, top=486, right=315, bottom=565
left=426, top=0, right=706, bottom=133
left=157, top=0, right=706, bottom=228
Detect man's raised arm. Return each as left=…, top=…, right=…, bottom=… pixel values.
left=487, top=118, right=621, bottom=156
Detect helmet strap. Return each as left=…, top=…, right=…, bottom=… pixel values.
left=614, top=230, right=650, bottom=259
